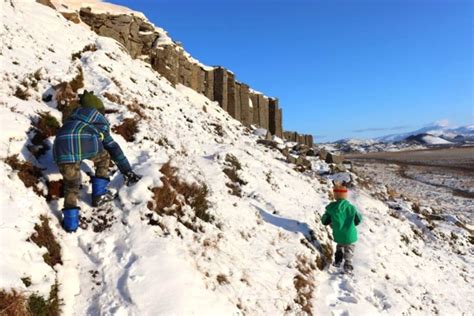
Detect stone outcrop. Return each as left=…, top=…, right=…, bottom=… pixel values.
left=213, top=67, right=228, bottom=111
left=268, top=98, right=283, bottom=138
left=283, top=131, right=313, bottom=147
left=76, top=8, right=314, bottom=145
left=318, top=148, right=328, bottom=160
left=80, top=8, right=159, bottom=59
left=325, top=152, right=344, bottom=164
left=239, top=83, right=251, bottom=126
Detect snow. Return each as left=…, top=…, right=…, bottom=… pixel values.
left=1, top=1, right=472, bottom=315
left=421, top=134, right=452, bottom=145
left=51, top=0, right=144, bottom=17
left=376, top=121, right=474, bottom=142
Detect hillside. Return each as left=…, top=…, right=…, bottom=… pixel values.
left=0, top=1, right=472, bottom=315
left=323, top=122, right=474, bottom=154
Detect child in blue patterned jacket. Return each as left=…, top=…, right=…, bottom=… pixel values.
left=53, top=91, right=141, bottom=232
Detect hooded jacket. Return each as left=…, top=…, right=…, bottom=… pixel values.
left=321, top=199, right=362, bottom=244
left=53, top=107, right=131, bottom=173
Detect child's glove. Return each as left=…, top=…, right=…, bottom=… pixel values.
left=123, top=171, right=142, bottom=186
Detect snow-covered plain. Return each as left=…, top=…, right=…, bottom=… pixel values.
left=0, top=1, right=472, bottom=315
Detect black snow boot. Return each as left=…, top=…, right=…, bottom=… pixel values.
left=343, top=263, right=354, bottom=273
left=334, top=248, right=344, bottom=267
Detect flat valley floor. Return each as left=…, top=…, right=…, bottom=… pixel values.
left=348, top=147, right=474, bottom=225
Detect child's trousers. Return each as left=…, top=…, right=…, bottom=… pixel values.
left=58, top=150, right=110, bottom=208
left=335, top=244, right=355, bottom=268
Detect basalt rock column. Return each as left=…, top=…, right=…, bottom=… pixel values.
left=149, top=45, right=179, bottom=85
left=239, top=83, right=251, bottom=126
left=204, top=70, right=214, bottom=100
left=227, top=73, right=240, bottom=120
left=250, top=93, right=259, bottom=125
left=268, top=98, right=283, bottom=137
left=213, top=67, right=228, bottom=111
left=305, top=135, right=314, bottom=147
left=257, top=94, right=269, bottom=130
left=276, top=108, right=283, bottom=138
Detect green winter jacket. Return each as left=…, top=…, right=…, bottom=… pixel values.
left=321, top=199, right=362, bottom=244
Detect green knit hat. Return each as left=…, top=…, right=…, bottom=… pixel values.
left=80, top=90, right=105, bottom=114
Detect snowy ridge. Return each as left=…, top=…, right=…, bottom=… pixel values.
left=376, top=121, right=474, bottom=143
left=51, top=0, right=144, bottom=17
left=0, top=1, right=472, bottom=315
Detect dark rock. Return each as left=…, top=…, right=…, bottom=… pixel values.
left=36, top=0, right=55, bottom=9
left=257, top=139, right=278, bottom=148
left=61, top=12, right=81, bottom=24
left=239, top=83, right=251, bottom=126
left=318, top=148, right=328, bottom=160
left=213, top=67, right=228, bottom=111
left=325, top=152, right=344, bottom=164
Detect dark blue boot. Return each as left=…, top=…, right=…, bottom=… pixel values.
left=62, top=207, right=80, bottom=232
left=91, top=176, right=115, bottom=207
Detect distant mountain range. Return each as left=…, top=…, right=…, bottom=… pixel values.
left=375, top=122, right=474, bottom=143
left=325, top=123, right=474, bottom=154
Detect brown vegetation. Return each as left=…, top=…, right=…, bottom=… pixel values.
left=69, top=66, right=84, bottom=92
left=216, top=274, right=230, bottom=285
left=112, top=117, right=139, bottom=142
left=5, top=155, right=44, bottom=196
left=315, top=240, right=334, bottom=270
left=71, top=43, right=97, bottom=60
left=103, top=93, right=147, bottom=119
left=293, top=255, right=317, bottom=315
left=46, top=180, right=63, bottom=201
left=29, top=216, right=62, bottom=267
left=49, top=66, right=83, bottom=117
left=147, top=162, right=214, bottom=231
left=223, top=154, right=246, bottom=197
left=0, top=289, right=29, bottom=316
left=35, top=112, right=60, bottom=138
left=14, top=86, right=30, bottom=100
left=210, top=123, right=224, bottom=137
left=0, top=282, right=61, bottom=316
left=27, top=281, right=60, bottom=316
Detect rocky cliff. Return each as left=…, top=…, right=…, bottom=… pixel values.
left=70, top=5, right=312, bottom=146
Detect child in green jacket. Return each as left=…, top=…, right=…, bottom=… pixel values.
left=321, top=181, right=362, bottom=272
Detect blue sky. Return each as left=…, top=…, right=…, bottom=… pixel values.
left=109, top=0, right=473, bottom=142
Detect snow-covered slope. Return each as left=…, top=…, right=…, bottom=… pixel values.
left=376, top=121, right=474, bottom=143
left=1, top=1, right=472, bottom=315
left=406, top=133, right=453, bottom=145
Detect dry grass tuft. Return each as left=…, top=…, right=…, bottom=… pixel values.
left=27, top=281, right=61, bottom=316
left=46, top=180, right=64, bottom=202
left=0, top=282, right=61, bottom=316
left=126, top=101, right=147, bottom=119
left=4, top=155, right=44, bottom=196
left=147, top=162, right=214, bottom=231
left=223, top=154, right=246, bottom=197
left=0, top=289, right=29, bottom=316
left=315, top=241, right=334, bottom=270
left=112, top=117, right=139, bottom=142
left=69, top=66, right=84, bottom=92
left=29, top=216, right=62, bottom=267
left=210, top=123, right=224, bottom=137
left=14, top=86, right=30, bottom=100
left=225, top=154, right=241, bottom=170
left=216, top=274, right=230, bottom=285
left=412, top=202, right=421, bottom=214
left=103, top=92, right=121, bottom=104
left=35, top=112, right=60, bottom=138
left=71, top=43, right=97, bottom=60
left=293, top=255, right=316, bottom=315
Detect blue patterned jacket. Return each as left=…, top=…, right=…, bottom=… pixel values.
left=53, top=107, right=132, bottom=173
